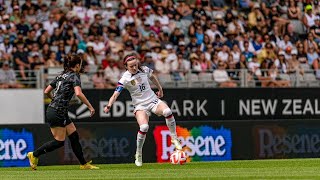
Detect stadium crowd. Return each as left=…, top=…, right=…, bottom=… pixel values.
left=0, top=0, right=318, bottom=88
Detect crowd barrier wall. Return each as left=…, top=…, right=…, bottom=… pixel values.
left=49, top=88, right=320, bottom=123
left=0, top=89, right=44, bottom=125
left=1, top=120, right=320, bottom=167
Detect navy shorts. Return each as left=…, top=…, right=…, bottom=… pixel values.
left=46, top=106, right=72, bottom=127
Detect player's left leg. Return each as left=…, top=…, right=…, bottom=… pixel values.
left=154, top=102, right=182, bottom=150
left=66, top=123, right=99, bottom=170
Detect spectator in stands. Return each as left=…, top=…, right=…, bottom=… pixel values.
left=1, top=14, right=15, bottom=33
left=85, top=42, right=98, bottom=65
left=248, top=55, right=262, bottom=77
left=37, top=3, right=49, bottom=23
left=230, top=44, right=241, bottom=63
left=311, top=18, right=320, bottom=44
left=10, top=5, right=21, bottom=24
left=248, top=3, right=265, bottom=31
left=92, top=68, right=110, bottom=89
left=211, top=34, right=222, bottom=51
left=165, top=44, right=178, bottom=72
left=198, top=53, right=212, bottom=72
left=29, top=52, right=45, bottom=70
left=141, top=53, right=155, bottom=70
left=0, top=61, right=23, bottom=88
left=190, top=53, right=201, bottom=73
left=267, top=62, right=290, bottom=87
left=304, top=32, right=318, bottom=53
left=236, top=54, right=248, bottom=70
left=286, top=23, right=300, bottom=44
left=155, top=50, right=170, bottom=74
left=206, top=22, right=224, bottom=43
left=218, top=45, right=229, bottom=62
left=176, top=1, right=193, bottom=20
left=213, top=61, right=237, bottom=87
left=56, top=41, right=66, bottom=63
left=176, top=52, right=191, bottom=75
left=258, top=43, right=277, bottom=64
left=13, top=42, right=29, bottom=80
left=302, top=4, right=317, bottom=31
left=46, top=51, right=60, bottom=68
left=287, top=49, right=304, bottom=75
left=297, top=42, right=308, bottom=64
left=103, top=57, right=121, bottom=86
left=0, top=36, right=13, bottom=61
left=170, top=28, right=182, bottom=45
left=225, top=31, right=239, bottom=49
left=156, top=6, right=169, bottom=30
left=43, top=14, right=58, bottom=36
left=307, top=46, right=320, bottom=72
left=0, top=0, right=318, bottom=89
left=287, top=0, right=301, bottom=20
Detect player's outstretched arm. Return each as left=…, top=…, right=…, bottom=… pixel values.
left=74, top=86, right=95, bottom=117
left=104, top=91, right=120, bottom=113
left=44, top=85, right=54, bottom=100
left=149, top=74, right=163, bottom=98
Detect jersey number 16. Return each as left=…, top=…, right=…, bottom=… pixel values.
left=139, top=83, right=145, bottom=92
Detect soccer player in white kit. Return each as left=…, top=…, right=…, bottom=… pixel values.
left=104, top=53, right=182, bottom=167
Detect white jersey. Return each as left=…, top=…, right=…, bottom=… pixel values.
left=117, top=66, right=157, bottom=106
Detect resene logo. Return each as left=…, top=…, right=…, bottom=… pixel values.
left=0, top=129, right=34, bottom=167
left=153, top=125, right=232, bottom=162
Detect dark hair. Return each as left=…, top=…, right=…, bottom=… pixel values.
left=63, top=53, right=84, bottom=73
left=123, top=53, right=144, bottom=72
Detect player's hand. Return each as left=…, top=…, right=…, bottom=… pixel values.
left=89, top=107, right=95, bottom=117
left=104, top=105, right=111, bottom=113
left=156, top=90, right=163, bottom=98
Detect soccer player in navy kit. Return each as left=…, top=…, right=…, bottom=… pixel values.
left=27, top=54, right=99, bottom=170
left=104, top=54, right=182, bottom=167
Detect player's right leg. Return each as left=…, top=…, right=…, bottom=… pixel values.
left=28, top=127, right=66, bottom=170
left=135, top=110, right=149, bottom=167
left=27, top=107, right=66, bottom=170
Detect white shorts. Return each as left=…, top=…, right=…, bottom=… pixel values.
left=133, top=98, right=162, bottom=116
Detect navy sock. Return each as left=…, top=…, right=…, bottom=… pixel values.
left=68, top=131, right=86, bottom=165
left=33, top=139, right=64, bottom=157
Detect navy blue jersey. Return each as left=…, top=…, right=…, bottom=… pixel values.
left=48, top=71, right=81, bottom=112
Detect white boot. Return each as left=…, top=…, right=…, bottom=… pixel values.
left=171, top=138, right=182, bottom=150
left=135, top=153, right=143, bottom=167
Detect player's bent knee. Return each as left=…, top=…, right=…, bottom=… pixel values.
left=163, top=108, right=172, bottom=118
left=140, top=124, right=149, bottom=133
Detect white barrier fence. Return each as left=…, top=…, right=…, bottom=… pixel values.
left=0, top=89, right=44, bottom=124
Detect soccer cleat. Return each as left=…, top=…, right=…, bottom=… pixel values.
left=27, top=152, right=38, bottom=170
left=171, top=138, right=182, bottom=150
left=135, top=153, right=143, bottom=167
left=80, top=160, right=99, bottom=170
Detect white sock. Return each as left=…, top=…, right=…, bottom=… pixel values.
left=136, top=131, right=146, bottom=154
left=165, top=114, right=177, bottom=139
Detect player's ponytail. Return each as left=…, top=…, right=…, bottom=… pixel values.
left=62, top=54, right=70, bottom=73
left=62, top=54, right=83, bottom=73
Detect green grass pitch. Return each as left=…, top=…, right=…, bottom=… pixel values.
left=1, top=159, right=320, bottom=179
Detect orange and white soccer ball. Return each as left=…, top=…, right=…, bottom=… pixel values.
left=170, top=150, right=187, bottom=165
